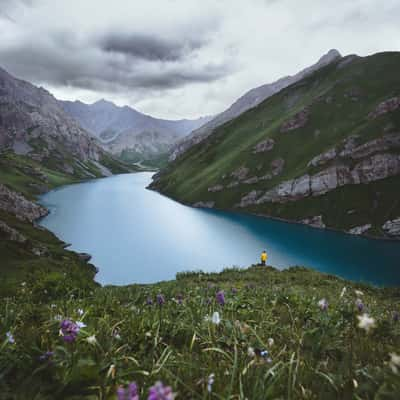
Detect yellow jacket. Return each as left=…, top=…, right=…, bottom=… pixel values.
left=261, top=252, right=267, bottom=262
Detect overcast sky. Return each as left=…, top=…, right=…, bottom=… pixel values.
left=0, top=0, right=399, bottom=119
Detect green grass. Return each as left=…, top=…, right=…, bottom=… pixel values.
left=0, top=266, right=399, bottom=399
left=151, top=52, right=400, bottom=237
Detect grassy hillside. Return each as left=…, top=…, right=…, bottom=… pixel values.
left=1, top=266, right=399, bottom=399
left=0, top=151, right=137, bottom=294
left=151, top=52, right=400, bottom=237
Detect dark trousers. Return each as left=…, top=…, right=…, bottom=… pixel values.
left=261, top=260, right=266, bottom=266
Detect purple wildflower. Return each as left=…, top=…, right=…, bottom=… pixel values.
left=60, top=319, right=80, bottom=343
left=148, top=381, right=175, bottom=400
left=231, top=287, right=238, bottom=295
left=216, top=290, right=225, bottom=306
left=117, top=382, right=139, bottom=400
left=176, top=294, right=183, bottom=305
left=146, top=297, right=153, bottom=306
left=318, top=298, right=328, bottom=311
left=156, top=294, right=165, bottom=306
left=6, top=331, right=15, bottom=344
left=355, top=299, right=364, bottom=312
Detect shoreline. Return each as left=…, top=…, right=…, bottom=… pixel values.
left=147, top=184, right=399, bottom=243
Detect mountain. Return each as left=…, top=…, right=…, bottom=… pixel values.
left=150, top=51, right=400, bottom=239
left=60, top=99, right=212, bottom=161
left=0, top=66, right=129, bottom=179
left=170, top=49, right=342, bottom=161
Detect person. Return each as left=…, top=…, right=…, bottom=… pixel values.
left=260, top=250, right=267, bottom=266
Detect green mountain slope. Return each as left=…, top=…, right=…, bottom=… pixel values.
left=150, top=52, right=400, bottom=239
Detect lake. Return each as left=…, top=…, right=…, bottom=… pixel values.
left=39, top=172, right=400, bottom=286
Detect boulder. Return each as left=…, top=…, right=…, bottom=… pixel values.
left=0, top=220, right=26, bottom=242
left=308, top=148, right=337, bottom=167
left=239, top=190, right=262, bottom=207
left=253, top=138, right=275, bottom=153
left=0, top=184, right=48, bottom=222
left=192, top=201, right=215, bottom=208
left=280, top=107, right=310, bottom=132
left=208, top=184, right=224, bottom=192
left=368, top=97, right=400, bottom=119
left=348, top=224, right=372, bottom=235
left=382, top=218, right=400, bottom=237
left=299, top=215, right=326, bottom=228
left=231, top=166, right=249, bottom=181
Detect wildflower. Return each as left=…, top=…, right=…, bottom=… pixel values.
left=211, top=311, right=221, bottom=325
left=76, top=321, right=87, bottom=329
left=357, top=313, right=376, bottom=333
left=21, top=281, right=26, bottom=287
left=60, top=319, right=80, bottom=343
left=6, top=331, right=15, bottom=344
left=207, top=373, right=215, bottom=393
left=116, top=381, right=139, bottom=400
left=340, top=287, right=346, bottom=298
left=216, top=290, right=225, bottom=306
left=389, top=353, right=400, bottom=373
left=86, top=335, right=97, bottom=345
left=146, top=297, right=153, bottom=306
left=355, top=298, right=364, bottom=312
left=148, top=381, right=175, bottom=400
left=77, top=308, right=84, bottom=316
left=355, top=289, right=364, bottom=296
left=156, top=294, right=165, bottom=306
left=107, top=364, right=116, bottom=379
left=318, top=298, right=328, bottom=311
left=112, top=328, right=121, bottom=340
left=176, top=293, right=183, bottom=305
left=260, top=350, right=269, bottom=358
left=50, top=304, right=56, bottom=308
left=231, top=287, right=238, bottom=295
left=204, top=315, right=210, bottom=322
left=39, top=351, right=54, bottom=362
left=267, top=338, right=274, bottom=347
left=247, top=347, right=255, bottom=358
left=54, top=314, right=62, bottom=321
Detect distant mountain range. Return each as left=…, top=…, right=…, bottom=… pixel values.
left=0, top=65, right=123, bottom=178
left=60, top=99, right=212, bottom=162
left=170, top=49, right=342, bottom=160
left=151, top=51, right=400, bottom=239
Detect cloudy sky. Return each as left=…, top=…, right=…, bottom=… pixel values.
left=0, top=0, right=399, bottom=119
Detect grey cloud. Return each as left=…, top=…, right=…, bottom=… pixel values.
left=100, top=33, right=206, bottom=61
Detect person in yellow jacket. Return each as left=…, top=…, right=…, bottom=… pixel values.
left=260, top=250, right=267, bottom=266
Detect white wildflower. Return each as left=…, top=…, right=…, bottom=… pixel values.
left=211, top=311, right=221, bottom=325
left=86, top=335, right=97, bottom=345
left=6, top=331, right=15, bottom=344
left=207, top=373, right=215, bottom=393
left=77, top=308, right=84, bottom=316
left=340, top=287, right=346, bottom=298
left=318, top=298, right=328, bottom=311
left=357, top=313, right=375, bottom=332
left=267, top=338, right=274, bottom=347
left=247, top=346, right=255, bottom=358
left=76, top=321, right=87, bottom=329
left=389, top=353, right=400, bottom=373
left=355, top=290, right=364, bottom=296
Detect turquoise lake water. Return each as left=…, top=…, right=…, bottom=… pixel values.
left=38, top=172, right=400, bottom=286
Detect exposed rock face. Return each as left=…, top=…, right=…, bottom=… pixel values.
left=253, top=138, right=275, bottom=153
left=280, top=107, right=310, bottom=133
left=368, top=97, right=400, bottom=119
left=308, top=148, right=337, bottom=167
left=382, top=218, right=400, bottom=237
left=271, top=158, right=285, bottom=175
left=0, top=220, right=26, bottom=242
left=0, top=66, right=105, bottom=168
left=239, top=190, right=263, bottom=208
left=0, top=184, right=48, bottom=222
left=339, top=133, right=400, bottom=159
left=208, top=184, right=224, bottom=192
left=240, top=153, right=400, bottom=205
left=192, top=201, right=215, bottom=208
left=170, top=49, right=341, bottom=161
left=348, top=224, right=372, bottom=235
left=299, top=215, right=326, bottom=228
left=231, top=166, right=249, bottom=181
